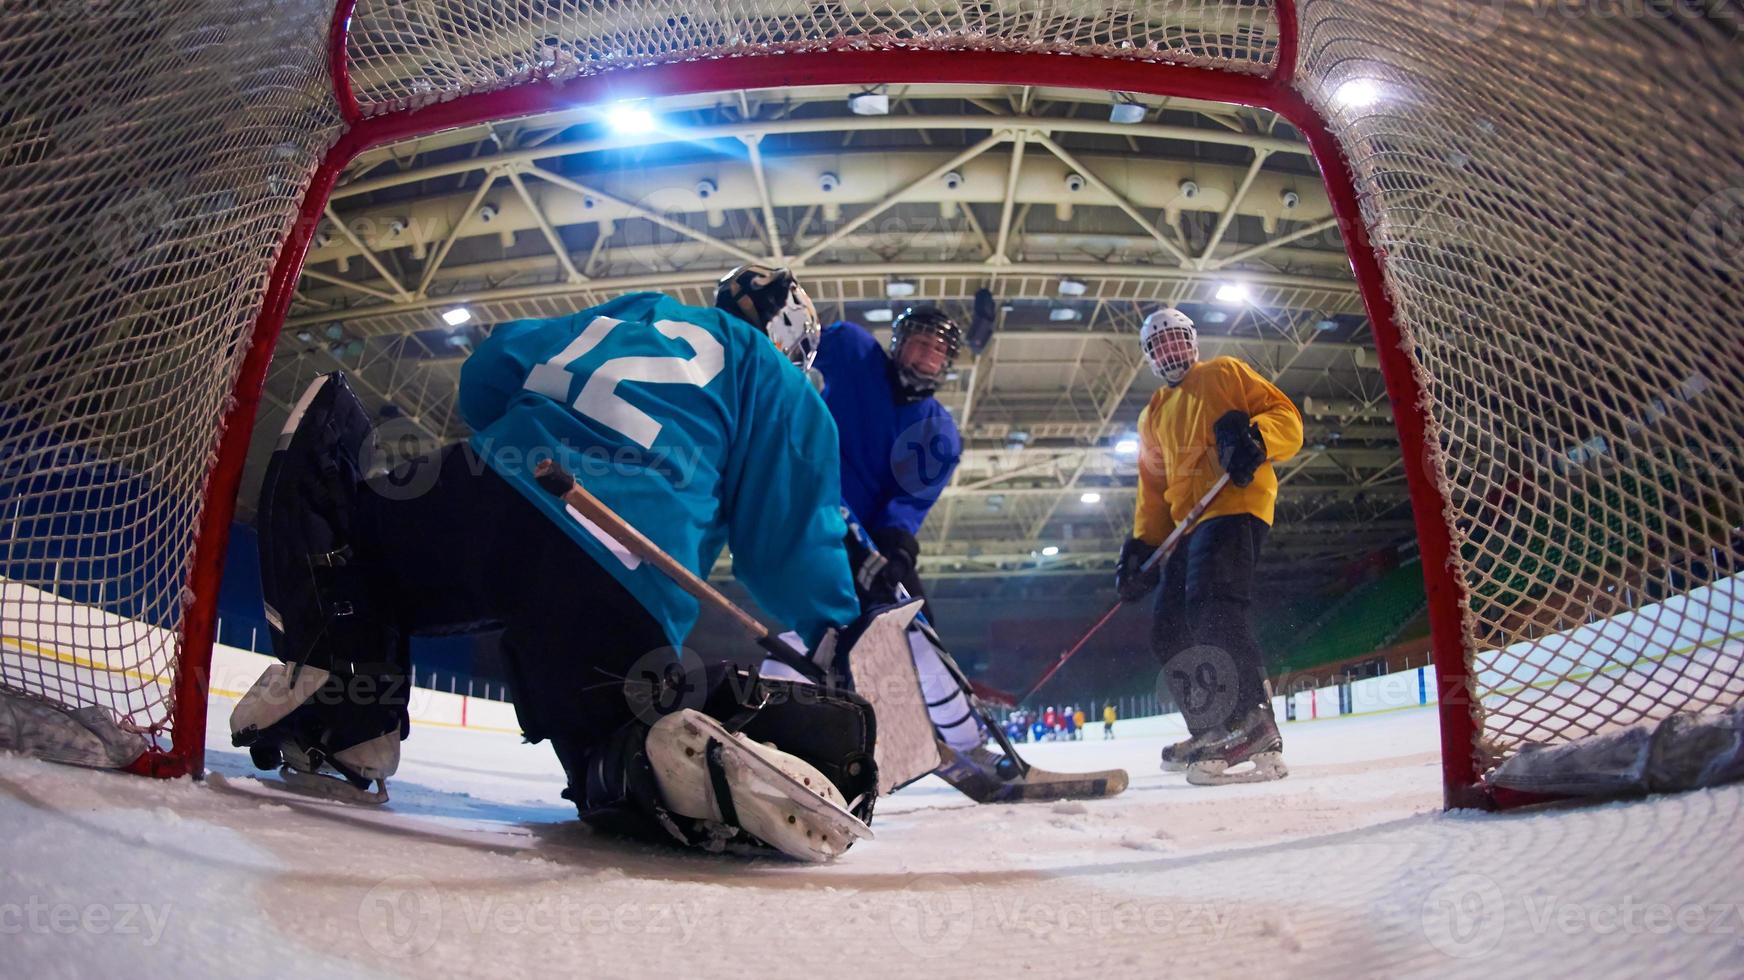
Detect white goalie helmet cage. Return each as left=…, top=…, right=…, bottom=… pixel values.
left=1140, top=308, right=1199, bottom=385
left=716, top=264, right=821, bottom=371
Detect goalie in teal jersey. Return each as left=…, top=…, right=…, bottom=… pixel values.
left=232, top=266, right=883, bottom=861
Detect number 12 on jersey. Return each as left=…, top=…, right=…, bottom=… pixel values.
left=522, top=316, right=725, bottom=448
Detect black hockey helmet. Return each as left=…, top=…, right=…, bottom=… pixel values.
left=715, top=263, right=820, bottom=371
left=889, top=305, right=962, bottom=399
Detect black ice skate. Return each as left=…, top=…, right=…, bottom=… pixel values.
left=1181, top=705, right=1288, bottom=786
left=1159, top=729, right=1221, bottom=772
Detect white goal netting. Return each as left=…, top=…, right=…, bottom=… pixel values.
left=0, top=0, right=1738, bottom=797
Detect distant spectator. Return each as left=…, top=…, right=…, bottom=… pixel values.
left=1073, top=707, right=1087, bottom=739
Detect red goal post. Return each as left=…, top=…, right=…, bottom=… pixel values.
left=2, top=0, right=1738, bottom=811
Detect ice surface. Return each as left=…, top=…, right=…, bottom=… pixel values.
left=3, top=688, right=1741, bottom=977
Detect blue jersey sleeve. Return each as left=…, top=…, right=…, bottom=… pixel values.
left=720, top=336, right=860, bottom=649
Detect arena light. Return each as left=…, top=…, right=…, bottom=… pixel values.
left=606, top=103, right=656, bottom=134
left=1114, top=437, right=1139, bottom=455
left=1041, top=545, right=1060, bottom=557
left=863, top=308, right=894, bottom=323
left=1079, top=491, right=1102, bottom=504
left=885, top=280, right=918, bottom=298
left=441, top=307, right=472, bottom=327
left=1215, top=282, right=1251, bottom=304
left=1334, top=79, right=1382, bottom=109
left=1057, top=278, right=1087, bottom=296
left=847, top=89, right=889, bottom=115
left=1109, top=100, right=1146, bottom=125
left=1049, top=307, right=1080, bottom=321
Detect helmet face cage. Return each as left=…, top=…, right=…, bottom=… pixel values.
left=1141, top=309, right=1198, bottom=385
left=770, top=282, right=821, bottom=372
left=889, top=306, right=962, bottom=394
left=716, top=264, right=820, bottom=371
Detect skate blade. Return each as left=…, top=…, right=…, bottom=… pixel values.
left=679, top=712, right=873, bottom=851
left=1184, top=752, right=1288, bottom=786
left=277, top=766, right=390, bottom=805
left=1159, top=759, right=1187, bottom=773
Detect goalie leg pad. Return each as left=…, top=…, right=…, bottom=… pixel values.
left=257, top=372, right=400, bottom=677
left=556, top=664, right=878, bottom=858
left=646, top=709, right=870, bottom=862
left=230, top=663, right=407, bottom=786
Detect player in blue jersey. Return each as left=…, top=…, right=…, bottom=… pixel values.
left=232, top=266, right=883, bottom=861
left=820, top=310, right=1129, bottom=802
left=814, top=308, right=963, bottom=620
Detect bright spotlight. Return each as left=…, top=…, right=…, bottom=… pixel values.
left=1334, top=79, right=1381, bottom=109
left=1215, top=283, right=1250, bottom=304
left=1041, top=545, right=1060, bottom=557
left=1080, top=492, right=1102, bottom=504
left=863, top=308, right=895, bottom=323
left=441, top=307, right=472, bottom=326
left=607, top=103, right=656, bottom=134
left=1114, top=438, right=1139, bottom=455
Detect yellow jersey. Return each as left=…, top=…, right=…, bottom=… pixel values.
left=1131, top=356, right=1304, bottom=545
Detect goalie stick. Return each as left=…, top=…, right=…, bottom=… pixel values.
left=532, top=459, right=824, bottom=681
left=1015, top=473, right=1233, bottom=704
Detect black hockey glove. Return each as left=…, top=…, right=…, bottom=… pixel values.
left=1213, top=410, right=1267, bottom=487
left=1115, top=537, right=1162, bottom=603
left=869, top=526, right=920, bottom=593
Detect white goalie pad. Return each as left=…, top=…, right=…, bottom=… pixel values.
left=0, top=689, right=147, bottom=770
left=844, top=601, right=941, bottom=794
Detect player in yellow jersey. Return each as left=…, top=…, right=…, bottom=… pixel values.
left=1115, top=308, right=1303, bottom=785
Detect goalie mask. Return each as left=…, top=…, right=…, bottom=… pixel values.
left=888, top=306, right=962, bottom=401
left=716, top=264, right=821, bottom=371
left=1140, top=308, right=1198, bottom=386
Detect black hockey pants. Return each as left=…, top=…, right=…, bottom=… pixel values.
left=359, top=443, right=669, bottom=751
left=1148, top=513, right=1272, bottom=736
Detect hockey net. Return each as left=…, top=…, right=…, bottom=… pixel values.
left=0, top=0, right=1738, bottom=804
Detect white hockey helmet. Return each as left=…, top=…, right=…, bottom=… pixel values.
left=716, top=263, right=821, bottom=371
left=1140, top=307, right=1198, bottom=386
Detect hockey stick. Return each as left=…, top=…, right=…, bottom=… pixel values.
left=1014, top=472, right=1234, bottom=704
left=532, top=459, right=823, bottom=680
